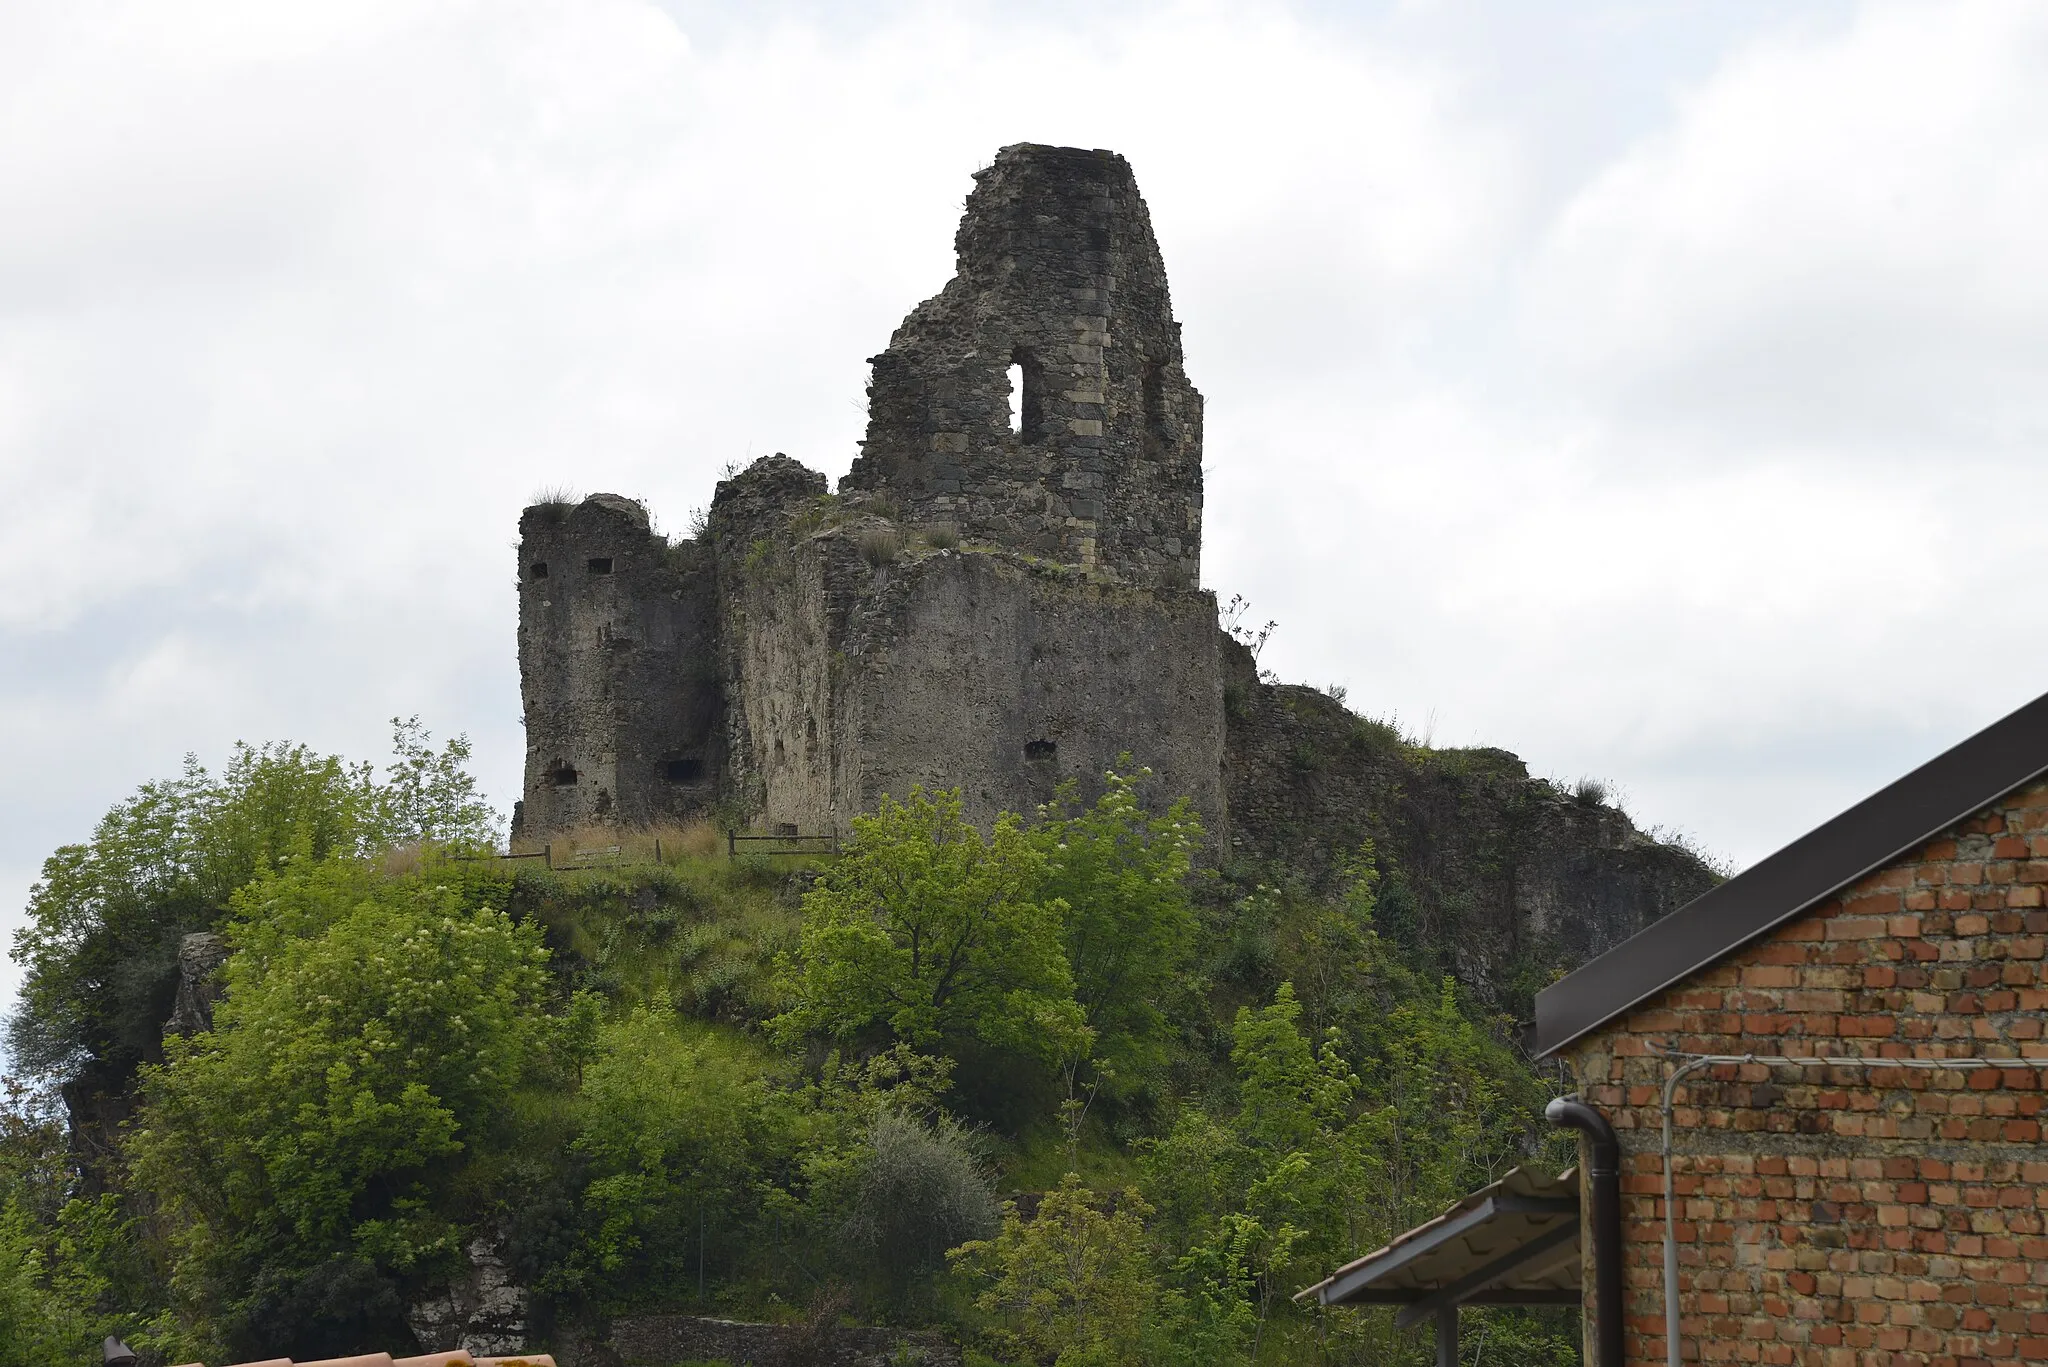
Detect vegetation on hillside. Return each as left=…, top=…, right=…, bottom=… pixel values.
left=2, top=729, right=1580, bottom=1366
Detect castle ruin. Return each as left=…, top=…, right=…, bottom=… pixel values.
left=513, top=143, right=1718, bottom=970
left=516, top=145, right=1223, bottom=842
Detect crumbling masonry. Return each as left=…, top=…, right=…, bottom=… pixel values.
left=513, top=143, right=1717, bottom=971
left=516, top=144, right=1220, bottom=843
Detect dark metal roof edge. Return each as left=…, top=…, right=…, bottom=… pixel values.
left=1534, top=687, right=2048, bottom=1058
left=1390, top=1218, right=1581, bottom=1329
left=1312, top=1196, right=1504, bottom=1304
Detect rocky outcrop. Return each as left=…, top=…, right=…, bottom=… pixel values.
left=165, top=931, right=230, bottom=1037
left=407, top=1239, right=531, bottom=1355
left=1220, top=637, right=1720, bottom=992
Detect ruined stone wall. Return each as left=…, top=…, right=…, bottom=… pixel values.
left=705, top=455, right=834, bottom=830
left=835, top=547, right=1225, bottom=833
left=698, top=454, right=1225, bottom=837
left=1564, top=780, right=2048, bottom=1367
left=514, top=494, right=721, bottom=841
left=843, top=144, right=1202, bottom=591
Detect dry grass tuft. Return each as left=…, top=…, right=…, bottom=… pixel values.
left=379, top=842, right=428, bottom=878
left=858, top=525, right=902, bottom=567
left=647, top=818, right=723, bottom=860
left=525, top=818, right=726, bottom=866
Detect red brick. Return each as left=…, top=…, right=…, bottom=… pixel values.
left=1561, top=791, right=2048, bottom=1367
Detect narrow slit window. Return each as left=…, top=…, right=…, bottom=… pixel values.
left=587, top=557, right=613, bottom=574
left=1143, top=360, right=1167, bottom=436
left=1009, top=347, right=1044, bottom=441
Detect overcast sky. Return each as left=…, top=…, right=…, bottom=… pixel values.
left=7, top=0, right=2047, bottom=1010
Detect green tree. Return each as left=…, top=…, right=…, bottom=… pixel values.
left=775, top=788, right=1085, bottom=1063
left=1033, top=768, right=1201, bottom=1094
left=363, top=718, right=499, bottom=852
left=556, top=1002, right=770, bottom=1304
left=9, top=721, right=496, bottom=1099
left=0, top=1080, right=100, bottom=1367
left=839, top=1110, right=998, bottom=1306
left=126, top=862, right=548, bottom=1356
left=951, top=1174, right=1157, bottom=1367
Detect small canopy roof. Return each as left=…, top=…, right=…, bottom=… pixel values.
left=1297, top=1165, right=1580, bottom=1328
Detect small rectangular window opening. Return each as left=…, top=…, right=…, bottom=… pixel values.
left=530, top=562, right=549, bottom=579
left=664, top=758, right=703, bottom=783
left=587, top=557, right=613, bottom=574
left=1009, top=347, right=1044, bottom=441
left=1025, top=738, right=1057, bottom=761
left=775, top=821, right=799, bottom=838
left=545, top=761, right=579, bottom=787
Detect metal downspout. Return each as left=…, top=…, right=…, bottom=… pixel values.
left=1546, top=1096, right=1622, bottom=1367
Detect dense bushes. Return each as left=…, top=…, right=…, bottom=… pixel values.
left=842, top=1112, right=998, bottom=1301
left=127, top=864, right=552, bottom=1359
left=3, top=735, right=1578, bottom=1366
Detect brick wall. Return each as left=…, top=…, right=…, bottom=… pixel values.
left=1565, top=779, right=2048, bottom=1366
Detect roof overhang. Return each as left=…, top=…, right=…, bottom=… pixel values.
left=1534, top=686, right=2048, bottom=1058
left=1297, top=1166, right=1580, bottom=1317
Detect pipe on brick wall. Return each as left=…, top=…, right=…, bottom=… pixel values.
left=1655, top=1050, right=2048, bottom=1367
left=1546, top=1096, right=1622, bottom=1367
left=1660, top=1056, right=1714, bottom=1367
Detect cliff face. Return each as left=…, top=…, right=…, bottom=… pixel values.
left=1219, top=639, right=1720, bottom=988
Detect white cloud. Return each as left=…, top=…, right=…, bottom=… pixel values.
left=1524, top=0, right=2048, bottom=454
left=6, top=0, right=2048, bottom=1018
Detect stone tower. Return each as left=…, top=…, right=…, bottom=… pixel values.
left=513, top=494, right=723, bottom=838
left=844, top=144, right=1203, bottom=589
left=514, top=144, right=1225, bottom=845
